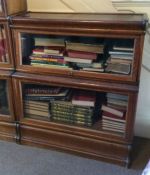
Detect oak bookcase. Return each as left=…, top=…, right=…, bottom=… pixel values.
left=0, top=0, right=27, bottom=141
left=0, top=11, right=148, bottom=167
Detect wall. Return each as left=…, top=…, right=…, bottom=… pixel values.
left=27, top=0, right=150, bottom=138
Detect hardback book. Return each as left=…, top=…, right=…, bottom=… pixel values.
left=82, top=67, right=104, bottom=72
left=107, top=93, right=128, bottom=101
left=102, top=111, right=126, bottom=121
left=102, top=120, right=125, bottom=130
left=108, top=57, right=132, bottom=64
left=101, top=105, right=124, bottom=118
left=102, top=126, right=125, bottom=133
left=67, top=50, right=97, bottom=60
left=109, top=50, right=133, bottom=56
left=113, top=45, right=134, bottom=52
left=109, top=54, right=133, bottom=60
left=24, top=108, right=50, bottom=118
left=64, top=56, right=93, bottom=64
left=107, top=98, right=128, bottom=107
left=66, top=41, right=104, bottom=54
left=34, top=38, right=65, bottom=47
left=72, top=90, right=96, bottom=107
left=52, top=116, right=92, bottom=127
left=105, top=63, right=131, bottom=75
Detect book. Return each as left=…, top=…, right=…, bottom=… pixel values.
left=24, top=108, right=50, bottom=118
left=72, top=90, right=96, bottom=107
left=82, top=67, right=104, bottom=72
left=102, top=114, right=126, bottom=124
left=107, top=93, right=128, bottom=101
left=67, top=50, right=97, bottom=60
left=101, top=105, right=124, bottom=118
left=107, top=98, right=128, bottom=107
left=108, top=57, right=132, bottom=64
left=64, top=56, right=92, bottom=64
left=102, top=111, right=126, bottom=121
left=102, top=126, right=125, bottom=133
left=102, top=121, right=125, bottom=130
left=31, top=63, right=72, bottom=70
left=105, top=63, right=131, bottom=75
left=66, top=41, right=104, bottom=54
left=109, top=50, right=133, bottom=56
left=113, top=46, right=134, bottom=52
left=34, top=38, right=65, bottom=47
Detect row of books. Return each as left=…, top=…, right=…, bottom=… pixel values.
left=101, top=93, right=128, bottom=134
left=105, top=45, right=134, bottom=75
left=24, top=85, right=96, bottom=126
left=29, top=37, right=105, bottom=72
left=23, top=84, right=129, bottom=133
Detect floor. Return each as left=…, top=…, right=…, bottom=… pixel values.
left=131, top=137, right=150, bottom=169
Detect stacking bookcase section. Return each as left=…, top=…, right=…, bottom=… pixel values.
left=12, top=72, right=138, bottom=166
left=0, top=17, right=14, bottom=69
left=0, top=70, right=16, bottom=141
left=0, top=0, right=27, bottom=17
left=11, top=12, right=148, bottom=83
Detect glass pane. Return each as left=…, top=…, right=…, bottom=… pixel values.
left=0, top=25, right=9, bottom=63
left=22, top=83, right=129, bottom=136
left=0, top=80, right=10, bottom=115
left=20, top=33, right=134, bottom=76
left=0, top=0, right=2, bottom=12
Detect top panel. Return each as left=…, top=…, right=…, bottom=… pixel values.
left=0, top=0, right=27, bottom=17
left=11, top=12, right=148, bottom=84
left=11, top=12, right=148, bottom=31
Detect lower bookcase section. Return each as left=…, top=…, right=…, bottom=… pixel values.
left=20, top=124, right=131, bottom=167
left=0, top=122, right=16, bottom=142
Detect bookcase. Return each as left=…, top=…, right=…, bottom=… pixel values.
left=0, top=0, right=27, bottom=141
left=6, top=12, right=149, bottom=166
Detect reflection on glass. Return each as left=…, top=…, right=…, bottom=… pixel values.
left=20, top=33, right=134, bottom=76
left=0, top=25, right=9, bottom=63
left=0, top=80, right=10, bottom=115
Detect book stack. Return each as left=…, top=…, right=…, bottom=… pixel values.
left=24, top=100, right=50, bottom=119
left=105, top=45, right=134, bottom=75
left=24, top=85, right=71, bottom=119
left=50, top=90, right=96, bottom=126
left=30, top=37, right=71, bottom=70
left=101, top=93, right=128, bottom=133
left=50, top=101, right=94, bottom=126
left=64, top=41, right=104, bottom=72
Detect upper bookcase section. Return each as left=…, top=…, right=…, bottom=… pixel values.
left=0, top=18, right=14, bottom=69
left=0, top=0, right=27, bottom=17
left=11, top=12, right=148, bottom=84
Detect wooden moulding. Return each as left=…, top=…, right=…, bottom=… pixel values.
left=0, top=0, right=27, bottom=17
left=0, top=121, right=16, bottom=142
left=20, top=124, right=131, bottom=167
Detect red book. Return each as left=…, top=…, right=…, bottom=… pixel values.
left=72, top=90, right=96, bottom=107
left=101, top=105, right=124, bottom=118
left=102, top=111, right=126, bottom=120
left=67, top=50, right=97, bottom=60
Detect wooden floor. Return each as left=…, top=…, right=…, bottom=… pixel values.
left=131, top=136, right=150, bottom=169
